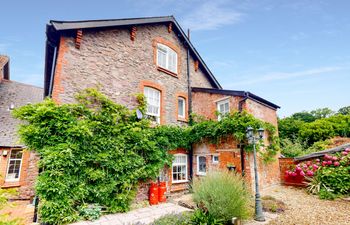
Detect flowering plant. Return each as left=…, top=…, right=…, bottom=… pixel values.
left=285, top=148, right=350, bottom=180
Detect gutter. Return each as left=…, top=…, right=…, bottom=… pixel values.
left=186, top=29, right=193, bottom=179
left=238, top=92, right=249, bottom=112
left=238, top=92, right=248, bottom=177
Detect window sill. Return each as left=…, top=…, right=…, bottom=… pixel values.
left=157, top=67, right=178, bottom=77
left=2, top=181, right=20, bottom=188
left=172, top=180, right=188, bottom=184
left=197, top=173, right=206, bottom=176
left=177, top=117, right=188, bottom=122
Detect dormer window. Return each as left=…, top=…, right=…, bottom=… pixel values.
left=157, top=43, right=178, bottom=74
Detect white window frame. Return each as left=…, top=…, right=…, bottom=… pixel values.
left=197, top=155, right=207, bottom=176
left=212, top=155, right=219, bottom=164
left=172, top=154, right=188, bottom=183
left=178, top=97, right=186, bottom=119
left=156, top=43, right=178, bottom=74
left=144, top=87, right=161, bottom=124
left=5, top=149, right=23, bottom=182
left=217, top=99, right=230, bottom=121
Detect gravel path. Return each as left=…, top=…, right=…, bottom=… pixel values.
left=257, top=185, right=350, bottom=225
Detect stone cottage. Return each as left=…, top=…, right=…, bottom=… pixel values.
left=43, top=16, right=280, bottom=196
left=0, top=55, right=43, bottom=223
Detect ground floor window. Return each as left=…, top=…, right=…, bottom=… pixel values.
left=6, top=149, right=23, bottom=181
left=172, top=154, right=188, bottom=183
left=197, top=155, right=206, bottom=175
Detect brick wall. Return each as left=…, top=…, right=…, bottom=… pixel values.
left=52, top=24, right=214, bottom=125
left=191, top=91, right=280, bottom=190
left=0, top=148, right=39, bottom=200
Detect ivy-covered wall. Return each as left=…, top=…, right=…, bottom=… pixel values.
left=14, top=89, right=279, bottom=224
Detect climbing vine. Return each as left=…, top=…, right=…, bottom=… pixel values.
left=13, top=89, right=279, bottom=224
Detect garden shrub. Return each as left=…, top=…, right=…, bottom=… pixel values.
left=153, top=212, right=193, bottom=225
left=287, top=148, right=350, bottom=199
left=190, top=209, right=224, bottom=225
left=192, top=170, right=252, bottom=223
left=13, top=89, right=174, bottom=224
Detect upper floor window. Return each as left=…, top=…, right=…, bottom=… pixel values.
left=217, top=99, right=230, bottom=121
left=6, top=149, right=23, bottom=181
left=172, top=154, right=188, bottom=183
left=157, top=43, right=177, bottom=74
left=144, top=87, right=161, bottom=124
left=178, top=97, right=186, bottom=119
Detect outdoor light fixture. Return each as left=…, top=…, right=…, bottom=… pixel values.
left=246, top=126, right=265, bottom=222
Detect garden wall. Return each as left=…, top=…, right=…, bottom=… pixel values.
left=279, top=157, right=305, bottom=186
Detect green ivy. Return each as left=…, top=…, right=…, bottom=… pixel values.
left=13, top=89, right=279, bottom=224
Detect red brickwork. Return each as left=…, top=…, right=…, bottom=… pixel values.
left=0, top=148, right=38, bottom=200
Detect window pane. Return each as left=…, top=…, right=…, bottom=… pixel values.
left=6, top=150, right=23, bottom=180
left=168, top=49, right=177, bottom=73
left=198, top=156, right=206, bottom=173
left=178, top=98, right=185, bottom=118
left=157, top=45, right=167, bottom=68
left=144, top=87, right=161, bottom=122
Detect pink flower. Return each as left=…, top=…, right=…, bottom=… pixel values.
left=300, top=171, right=305, bottom=176
left=332, top=156, right=338, bottom=161
left=303, top=164, right=308, bottom=169
left=306, top=171, right=314, bottom=176
left=315, top=159, right=320, bottom=162
left=306, top=161, right=311, bottom=166
left=327, top=160, right=333, bottom=165
left=292, top=172, right=297, bottom=177
left=296, top=167, right=302, bottom=172
left=313, top=164, right=319, bottom=170
left=345, top=148, right=350, bottom=152
left=322, top=161, right=327, bottom=166
left=342, top=151, right=348, bottom=156
left=324, top=154, right=332, bottom=160
left=334, top=161, right=340, bottom=166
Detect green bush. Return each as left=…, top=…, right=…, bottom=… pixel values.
left=192, top=170, right=252, bottom=223
left=153, top=212, right=192, bottom=225
left=190, top=209, right=224, bottom=225
left=78, top=204, right=102, bottom=221
left=280, top=138, right=305, bottom=157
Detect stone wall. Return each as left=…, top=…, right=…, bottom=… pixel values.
left=52, top=24, right=214, bottom=125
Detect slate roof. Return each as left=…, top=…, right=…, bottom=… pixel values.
left=294, top=142, right=350, bottom=161
left=0, top=80, right=43, bottom=147
left=44, top=16, right=222, bottom=96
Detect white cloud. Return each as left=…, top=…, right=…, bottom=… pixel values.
left=230, top=66, right=343, bottom=86
left=181, top=0, right=243, bottom=31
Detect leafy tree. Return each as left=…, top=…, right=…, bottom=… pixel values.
left=291, top=111, right=316, bottom=122
left=310, top=107, right=334, bottom=119
left=278, top=117, right=305, bottom=140
left=338, top=106, right=350, bottom=115
left=299, top=119, right=336, bottom=146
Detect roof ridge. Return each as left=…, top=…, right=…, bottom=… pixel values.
left=1, top=79, right=44, bottom=89
left=50, top=15, right=174, bottom=24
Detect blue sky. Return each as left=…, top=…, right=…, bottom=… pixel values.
left=0, top=0, right=349, bottom=117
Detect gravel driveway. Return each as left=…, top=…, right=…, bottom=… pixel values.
left=258, top=185, right=350, bottom=225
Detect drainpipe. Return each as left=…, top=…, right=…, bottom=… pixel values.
left=186, top=29, right=193, bottom=179
left=239, top=92, right=249, bottom=177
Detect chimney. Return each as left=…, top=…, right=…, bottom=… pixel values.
left=0, top=55, right=10, bottom=82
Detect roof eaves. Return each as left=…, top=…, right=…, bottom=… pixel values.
left=50, top=16, right=174, bottom=31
